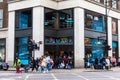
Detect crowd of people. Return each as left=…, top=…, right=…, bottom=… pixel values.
left=15, top=53, right=74, bottom=73
left=84, top=56, right=120, bottom=70
left=15, top=54, right=54, bottom=73
left=57, top=55, right=73, bottom=69
left=15, top=53, right=120, bottom=73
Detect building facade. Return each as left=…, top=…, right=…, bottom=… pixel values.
left=0, top=0, right=8, bottom=62
left=7, top=0, right=120, bottom=68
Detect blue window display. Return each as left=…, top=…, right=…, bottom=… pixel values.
left=18, top=37, right=29, bottom=64
left=18, top=37, right=28, bottom=44
left=18, top=13, right=28, bottom=29
left=92, top=47, right=104, bottom=59
left=112, top=41, right=117, bottom=48
left=91, top=39, right=104, bottom=61
left=93, top=17, right=104, bottom=32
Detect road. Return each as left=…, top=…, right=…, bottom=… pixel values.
left=0, top=70, right=120, bottom=80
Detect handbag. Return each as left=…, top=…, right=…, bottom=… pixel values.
left=50, top=59, right=54, bottom=65
left=41, top=61, right=46, bottom=67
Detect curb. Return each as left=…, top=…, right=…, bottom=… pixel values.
left=6, top=67, right=120, bottom=72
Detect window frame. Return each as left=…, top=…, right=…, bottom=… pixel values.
left=0, top=9, right=3, bottom=28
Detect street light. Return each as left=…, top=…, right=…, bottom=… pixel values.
left=104, top=0, right=120, bottom=56
left=105, top=0, right=109, bottom=57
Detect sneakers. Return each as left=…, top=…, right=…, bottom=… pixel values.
left=43, top=71, right=46, bottom=73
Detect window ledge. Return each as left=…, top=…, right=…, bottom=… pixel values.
left=0, top=28, right=8, bottom=31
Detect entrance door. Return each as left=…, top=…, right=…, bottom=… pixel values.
left=44, top=45, right=74, bottom=68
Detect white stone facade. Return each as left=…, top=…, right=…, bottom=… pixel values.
left=7, top=0, right=120, bottom=67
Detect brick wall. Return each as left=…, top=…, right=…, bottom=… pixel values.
left=0, top=0, right=8, bottom=28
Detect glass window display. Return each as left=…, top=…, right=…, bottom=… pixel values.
left=112, top=18, right=118, bottom=34
left=16, top=37, right=29, bottom=64
left=0, top=39, right=5, bottom=62
left=85, top=11, right=104, bottom=32
left=16, top=9, right=32, bottom=29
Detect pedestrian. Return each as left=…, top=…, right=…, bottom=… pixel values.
left=106, top=57, right=111, bottom=70
left=89, top=57, right=94, bottom=69
left=102, top=57, right=106, bottom=70
left=41, top=56, right=47, bottom=73
left=30, top=57, right=37, bottom=71
left=84, top=57, right=88, bottom=69
left=35, top=58, right=39, bottom=71
left=45, top=54, right=51, bottom=72
left=117, top=57, right=120, bottom=67
left=15, top=58, right=22, bottom=73
left=112, top=57, right=116, bottom=67
left=94, top=57, right=98, bottom=69
left=16, top=62, right=22, bottom=73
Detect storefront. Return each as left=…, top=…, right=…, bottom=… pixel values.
left=7, top=0, right=120, bottom=67
left=0, top=39, right=6, bottom=62
left=15, top=8, right=32, bottom=64
left=44, top=8, right=74, bottom=67
left=85, top=38, right=104, bottom=63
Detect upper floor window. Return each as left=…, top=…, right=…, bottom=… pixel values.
left=44, top=8, right=74, bottom=29
left=85, top=11, right=104, bottom=32
left=59, top=9, right=74, bottom=28
left=107, top=0, right=117, bottom=9
left=91, top=0, right=119, bottom=9
left=112, top=18, right=118, bottom=34
left=111, top=0, right=117, bottom=8
left=44, top=8, right=56, bottom=29
left=0, top=9, right=3, bottom=28
left=16, top=9, right=32, bottom=29
left=94, top=0, right=100, bottom=2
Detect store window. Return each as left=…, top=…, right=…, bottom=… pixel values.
left=16, top=37, right=29, bottom=64
left=112, top=41, right=118, bottom=58
left=45, top=37, right=73, bottom=44
left=85, top=12, right=104, bottom=32
left=59, top=9, right=74, bottom=28
left=112, top=18, right=118, bottom=34
left=85, top=37, right=104, bottom=63
left=0, top=39, right=5, bottom=62
left=16, top=9, right=32, bottom=29
left=44, top=8, right=56, bottom=29
left=0, top=9, right=3, bottom=28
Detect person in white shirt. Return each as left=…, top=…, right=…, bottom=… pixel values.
left=106, top=57, right=110, bottom=70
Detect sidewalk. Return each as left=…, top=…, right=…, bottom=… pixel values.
left=8, top=67, right=120, bottom=72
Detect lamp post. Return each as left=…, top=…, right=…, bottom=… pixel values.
left=104, top=0, right=120, bottom=56
left=105, top=0, right=109, bottom=57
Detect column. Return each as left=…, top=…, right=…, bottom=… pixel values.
left=7, top=11, right=15, bottom=66
left=108, top=17, right=112, bottom=57
left=33, top=7, right=44, bottom=59
left=74, top=8, right=85, bottom=68
left=118, top=20, right=120, bottom=57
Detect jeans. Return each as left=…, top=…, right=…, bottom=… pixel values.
left=46, top=63, right=51, bottom=71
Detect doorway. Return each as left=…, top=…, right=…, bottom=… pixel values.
left=44, top=45, right=74, bottom=68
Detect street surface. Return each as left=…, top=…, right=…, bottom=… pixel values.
left=0, top=68, right=120, bottom=80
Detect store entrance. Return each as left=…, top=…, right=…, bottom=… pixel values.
left=44, top=45, right=74, bottom=68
